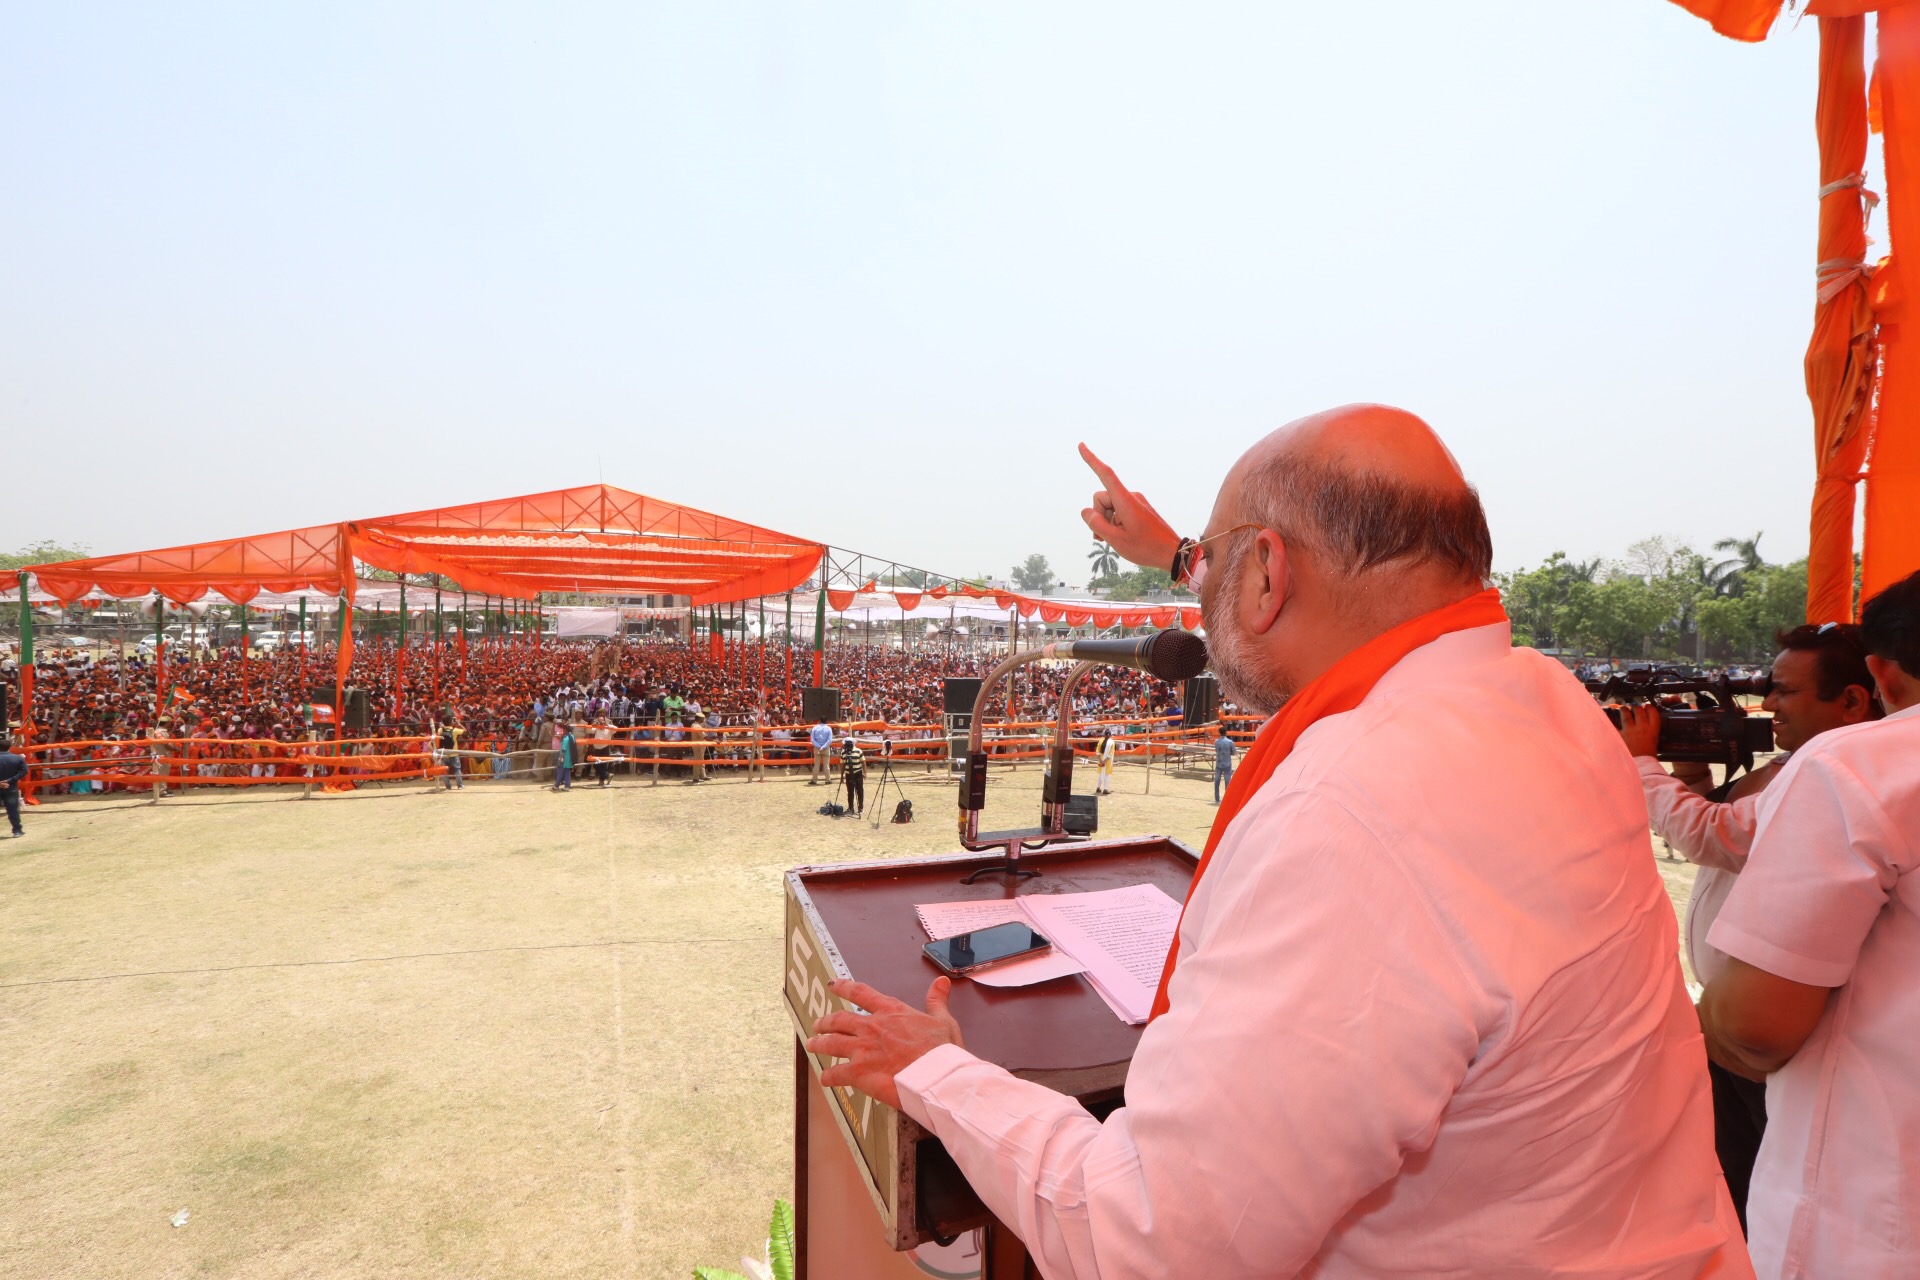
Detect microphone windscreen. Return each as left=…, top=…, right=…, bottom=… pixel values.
left=1144, top=629, right=1209, bottom=682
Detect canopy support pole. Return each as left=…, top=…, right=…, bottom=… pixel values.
left=397, top=578, right=407, bottom=723
left=813, top=579, right=826, bottom=688
left=335, top=588, right=351, bottom=744
left=154, top=597, right=166, bottom=724
left=14, top=573, right=33, bottom=770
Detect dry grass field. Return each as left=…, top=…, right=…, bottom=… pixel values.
left=0, top=759, right=1695, bottom=1280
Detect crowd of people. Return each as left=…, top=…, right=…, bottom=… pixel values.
left=0, top=630, right=1199, bottom=770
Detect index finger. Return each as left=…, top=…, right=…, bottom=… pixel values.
left=1078, top=442, right=1124, bottom=491
left=828, top=978, right=906, bottom=1015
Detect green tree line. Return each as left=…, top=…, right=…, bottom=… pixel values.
left=1498, top=533, right=1825, bottom=663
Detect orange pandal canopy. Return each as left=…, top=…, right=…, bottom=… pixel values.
left=1669, top=0, right=1920, bottom=610
left=27, top=484, right=825, bottom=608
left=347, top=525, right=823, bottom=605
left=353, top=483, right=823, bottom=605
left=29, top=522, right=351, bottom=606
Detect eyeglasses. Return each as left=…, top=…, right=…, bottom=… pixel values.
left=1184, top=523, right=1264, bottom=592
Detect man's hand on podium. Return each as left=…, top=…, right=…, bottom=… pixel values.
left=807, top=977, right=965, bottom=1111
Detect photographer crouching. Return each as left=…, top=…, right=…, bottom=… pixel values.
left=1618, top=622, right=1880, bottom=1231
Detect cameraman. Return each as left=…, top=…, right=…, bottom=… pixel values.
left=1619, top=623, right=1878, bottom=1231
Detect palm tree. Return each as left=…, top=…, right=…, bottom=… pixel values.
left=1710, top=532, right=1764, bottom=597
left=1087, top=541, right=1120, bottom=579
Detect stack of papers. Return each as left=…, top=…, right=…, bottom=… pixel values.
left=914, top=883, right=1183, bottom=1025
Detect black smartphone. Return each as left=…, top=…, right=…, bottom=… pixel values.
left=923, top=921, right=1052, bottom=976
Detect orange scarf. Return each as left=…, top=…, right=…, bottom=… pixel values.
left=1148, top=587, right=1508, bottom=1021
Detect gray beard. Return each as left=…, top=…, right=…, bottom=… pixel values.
left=1203, top=585, right=1292, bottom=717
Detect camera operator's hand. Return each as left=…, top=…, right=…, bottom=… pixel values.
left=1079, top=444, right=1181, bottom=574
left=1668, top=760, right=1715, bottom=793
left=1616, top=704, right=1662, bottom=759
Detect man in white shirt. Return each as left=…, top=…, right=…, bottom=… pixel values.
left=1621, top=625, right=1879, bottom=1229
left=806, top=406, right=1750, bottom=1279
left=1700, top=570, right=1920, bottom=1279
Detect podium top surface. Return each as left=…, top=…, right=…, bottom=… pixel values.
left=790, top=836, right=1198, bottom=1078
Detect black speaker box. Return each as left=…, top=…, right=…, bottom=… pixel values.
left=343, top=686, right=372, bottom=732
left=1064, top=793, right=1099, bottom=836
left=1184, top=674, right=1220, bottom=727
left=801, top=686, right=842, bottom=723
left=942, top=677, right=984, bottom=716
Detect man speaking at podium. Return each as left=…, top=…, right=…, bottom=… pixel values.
left=807, top=405, right=1749, bottom=1278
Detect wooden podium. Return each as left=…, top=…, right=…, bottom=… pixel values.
left=784, top=835, right=1199, bottom=1280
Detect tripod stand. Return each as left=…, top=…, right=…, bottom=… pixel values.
left=866, top=749, right=905, bottom=829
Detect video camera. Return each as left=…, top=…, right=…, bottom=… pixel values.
left=1584, top=666, right=1775, bottom=773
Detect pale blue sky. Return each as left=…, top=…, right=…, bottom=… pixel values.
left=3, top=2, right=1834, bottom=584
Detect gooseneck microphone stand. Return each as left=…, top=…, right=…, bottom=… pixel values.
left=956, top=650, right=1116, bottom=882
left=956, top=629, right=1211, bottom=884
left=957, top=647, right=1068, bottom=882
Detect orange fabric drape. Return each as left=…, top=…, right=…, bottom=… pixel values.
left=1148, top=589, right=1509, bottom=1022
left=1808, top=16, right=1881, bottom=623
left=335, top=603, right=354, bottom=716
left=1867, top=3, right=1920, bottom=601
left=827, top=589, right=858, bottom=611
left=1666, top=0, right=1782, bottom=41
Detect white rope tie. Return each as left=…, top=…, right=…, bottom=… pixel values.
left=1817, top=257, right=1872, bottom=304
left=1814, top=172, right=1883, bottom=302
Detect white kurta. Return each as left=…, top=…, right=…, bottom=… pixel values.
left=897, top=623, right=1750, bottom=1279
left=1708, top=703, right=1920, bottom=1280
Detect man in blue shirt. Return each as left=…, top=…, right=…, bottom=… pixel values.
left=1212, top=725, right=1236, bottom=804
left=0, top=737, right=27, bottom=837
left=552, top=723, right=575, bottom=792
left=809, top=718, right=834, bottom=785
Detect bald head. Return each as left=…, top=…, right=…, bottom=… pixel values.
left=1213, top=403, right=1490, bottom=586
left=1246, top=403, right=1468, bottom=490
left=1199, top=405, right=1492, bottom=712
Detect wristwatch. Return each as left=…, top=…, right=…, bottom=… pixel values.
left=1168, top=537, right=1199, bottom=587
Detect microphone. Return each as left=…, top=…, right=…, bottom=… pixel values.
left=1043, top=629, right=1209, bottom=682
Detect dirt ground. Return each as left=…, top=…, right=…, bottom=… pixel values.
left=0, top=759, right=1695, bottom=1280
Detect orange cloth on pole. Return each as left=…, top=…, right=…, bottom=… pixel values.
left=335, top=607, right=354, bottom=713
left=1664, top=0, right=1903, bottom=43
left=1665, top=0, right=1780, bottom=41
left=1808, top=16, right=1880, bottom=622
left=1868, top=3, right=1920, bottom=601
left=1148, top=589, right=1509, bottom=1022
